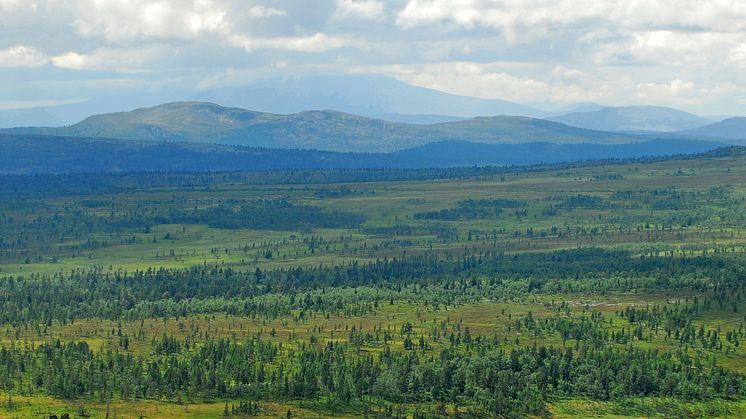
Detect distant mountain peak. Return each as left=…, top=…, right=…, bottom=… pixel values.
left=548, top=105, right=711, bottom=133
left=676, top=116, right=746, bottom=141
left=194, top=73, right=549, bottom=118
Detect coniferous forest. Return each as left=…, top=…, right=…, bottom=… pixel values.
left=3, top=150, right=746, bottom=417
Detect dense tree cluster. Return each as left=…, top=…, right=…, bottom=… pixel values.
left=2, top=249, right=746, bottom=325
left=414, top=199, right=525, bottom=221
left=0, top=336, right=741, bottom=416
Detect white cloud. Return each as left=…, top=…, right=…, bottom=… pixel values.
left=247, top=6, right=286, bottom=18
left=632, top=31, right=743, bottom=65
left=0, top=0, right=745, bottom=114
left=230, top=33, right=353, bottom=53
left=71, top=0, right=228, bottom=42
left=635, top=79, right=703, bottom=106
left=66, top=1, right=350, bottom=55
left=591, top=30, right=746, bottom=73
left=51, top=46, right=172, bottom=72
left=334, top=0, right=384, bottom=20
left=0, top=45, right=48, bottom=67
left=350, top=58, right=741, bottom=109
left=395, top=0, right=607, bottom=35
left=550, top=66, right=589, bottom=82
left=353, top=61, right=551, bottom=103
left=395, top=0, right=746, bottom=33
left=50, top=52, right=87, bottom=70
left=0, top=0, right=22, bottom=11
left=729, top=43, right=746, bottom=68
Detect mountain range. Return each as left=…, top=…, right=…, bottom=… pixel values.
left=2, top=84, right=744, bottom=174
left=0, top=74, right=548, bottom=129
left=193, top=74, right=548, bottom=119
left=1, top=74, right=742, bottom=140
left=4, top=102, right=648, bottom=153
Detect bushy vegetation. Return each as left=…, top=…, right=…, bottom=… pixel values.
left=2, top=152, right=746, bottom=417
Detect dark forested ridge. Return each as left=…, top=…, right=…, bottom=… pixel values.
left=0, top=133, right=722, bottom=174
left=395, top=139, right=721, bottom=167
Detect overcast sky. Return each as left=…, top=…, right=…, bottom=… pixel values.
left=1, top=0, right=745, bottom=115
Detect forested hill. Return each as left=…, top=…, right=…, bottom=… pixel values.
left=3, top=101, right=646, bottom=152
left=0, top=133, right=722, bottom=174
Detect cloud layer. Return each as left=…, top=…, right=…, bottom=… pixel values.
left=1, top=0, right=744, bottom=114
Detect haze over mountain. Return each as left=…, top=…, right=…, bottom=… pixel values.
left=194, top=74, right=549, bottom=119
left=548, top=106, right=712, bottom=133
left=4, top=101, right=647, bottom=153
left=371, top=113, right=468, bottom=125
left=675, top=117, right=746, bottom=141
left=0, top=74, right=546, bottom=129
left=1, top=74, right=734, bottom=136
left=0, top=107, right=65, bottom=128
left=429, top=116, right=637, bottom=144
left=0, top=90, right=198, bottom=129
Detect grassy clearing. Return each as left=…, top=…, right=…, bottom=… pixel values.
left=551, top=398, right=746, bottom=418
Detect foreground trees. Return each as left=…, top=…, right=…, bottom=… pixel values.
left=0, top=336, right=741, bottom=417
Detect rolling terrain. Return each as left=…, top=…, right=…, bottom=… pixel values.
left=4, top=1, right=745, bottom=417
left=2, top=150, right=746, bottom=417
left=3, top=101, right=654, bottom=152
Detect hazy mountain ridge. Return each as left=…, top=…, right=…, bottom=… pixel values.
left=195, top=74, right=548, bottom=118
left=431, top=116, right=637, bottom=144
left=0, top=74, right=543, bottom=129
left=0, top=107, right=65, bottom=128
left=3, top=101, right=649, bottom=153
left=0, top=75, right=738, bottom=137
left=675, top=117, right=746, bottom=140
left=548, top=106, right=713, bottom=132
left=372, top=113, right=469, bottom=125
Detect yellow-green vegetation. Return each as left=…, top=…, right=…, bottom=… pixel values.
left=2, top=151, right=746, bottom=417
left=4, top=153, right=746, bottom=276
left=551, top=398, right=746, bottom=418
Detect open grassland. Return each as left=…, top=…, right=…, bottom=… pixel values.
left=550, top=398, right=746, bottom=419
left=3, top=154, right=746, bottom=276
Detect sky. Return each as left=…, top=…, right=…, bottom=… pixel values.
left=1, top=0, right=745, bottom=115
